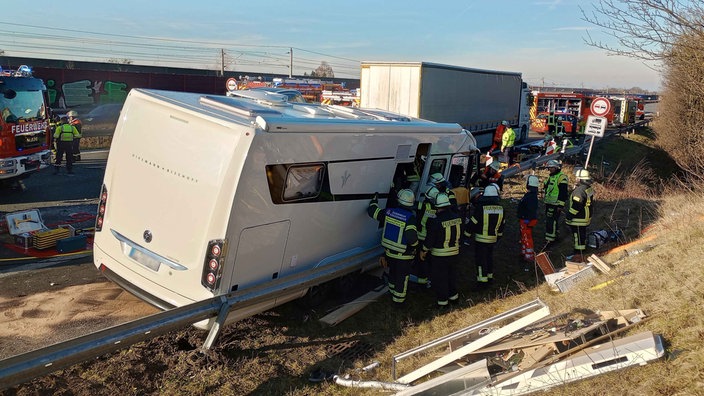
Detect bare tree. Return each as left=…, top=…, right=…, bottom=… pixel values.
left=310, top=61, right=334, bottom=78
left=582, top=0, right=704, bottom=182
left=580, top=0, right=704, bottom=61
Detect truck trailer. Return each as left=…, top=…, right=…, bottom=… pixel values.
left=93, top=88, right=478, bottom=329
left=359, top=62, right=531, bottom=149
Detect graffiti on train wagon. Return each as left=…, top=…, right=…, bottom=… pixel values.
left=47, top=78, right=128, bottom=109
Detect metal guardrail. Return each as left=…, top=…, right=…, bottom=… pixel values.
left=0, top=247, right=382, bottom=390
left=502, top=118, right=652, bottom=178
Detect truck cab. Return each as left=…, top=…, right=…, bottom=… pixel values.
left=0, top=65, right=52, bottom=186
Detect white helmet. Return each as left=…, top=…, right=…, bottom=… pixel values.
left=484, top=184, right=500, bottom=198
left=545, top=159, right=561, bottom=169
left=489, top=161, right=501, bottom=171
left=429, top=172, right=445, bottom=185
left=397, top=189, right=415, bottom=207
left=575, top=169, right=591, bottom=181
left=424, top=185, right=440, bottom=202
left=67, top=110, right=78, bottom=117
left=435, top=192, right=451, bottom=208
left=526, top=175, right=539, bottom=188
left=501, top=120, right=509, bottom=126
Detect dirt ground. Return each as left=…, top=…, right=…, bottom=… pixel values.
left=0, top=261, right=158, bottom=360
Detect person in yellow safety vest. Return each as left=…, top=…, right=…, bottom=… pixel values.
left=421, top=192, right=462, bottom=309
left=67, top=110, right=82, bottom=162
left=367, top=189, right=419, bottom=304
left=53, top=116, right=80, bottom=175
left=547, top=111, right=556, bottom=135
left=565, top=169, right=595, bottom=262
left=543, top=160, right=569, bottom=245
left=412, top=185, right=440, bottom=285
left=467, top=184, right=504, bottom=285
left=517, top=175, right=540, bottom=265
left=500, top=123, right=516, bottom=166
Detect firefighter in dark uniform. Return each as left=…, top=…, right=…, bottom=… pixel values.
left=428, top=173, right=457, bottom=207
left=467, top=184, right=504, bottom=284
left=368, top=189, right=419, bottom=304
left=67, top=110, right=82, bottom=161
left=412, top=185, right=440, bottom=285
left=53, top=117, right=80, bottom=175
left=565, top=169, right=595, bottom=261
left=543, top=160, right=569, bottom=245
left=421, top=192, right=462, bottom=308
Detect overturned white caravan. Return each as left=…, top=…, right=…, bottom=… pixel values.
left=93, top=88, right=478, bottom=328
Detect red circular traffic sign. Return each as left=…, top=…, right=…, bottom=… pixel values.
left=226, top=78, right=238, bottom=92
left=590, top=97, right=611, bottom=117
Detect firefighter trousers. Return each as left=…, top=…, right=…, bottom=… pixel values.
left=519, top=219, right=538, bottom=261
left=430, top=254, right=459, bottom=306
left=386, top=256, right=412, bottom=304
left=545, top=204, right=562, bottom=242
left=475, top=241, right=496, bottom=282
left=54, top=140, right=74, bottom=172
left=569, top=224, right=588, bottom=256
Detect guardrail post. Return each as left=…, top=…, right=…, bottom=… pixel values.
left=202, top=296, right=231, bottom=351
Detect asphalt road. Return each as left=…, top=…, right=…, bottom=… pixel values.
left=0, top=150, right=109, bottom=208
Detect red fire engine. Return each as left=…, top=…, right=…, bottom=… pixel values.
left=0, top=65, right=52, bottom=187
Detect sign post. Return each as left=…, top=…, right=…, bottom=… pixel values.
left=583, top=97, right=612, bottom=168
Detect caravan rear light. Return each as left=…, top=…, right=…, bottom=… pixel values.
left=201, top=239, right=226, bottom=291
left=96, top=184, right=108, bottom=232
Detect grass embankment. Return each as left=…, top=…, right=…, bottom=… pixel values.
left=13, top=126, right=704, bottom=396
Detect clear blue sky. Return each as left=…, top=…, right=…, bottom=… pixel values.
left=0, top=0, right=661, bottom=91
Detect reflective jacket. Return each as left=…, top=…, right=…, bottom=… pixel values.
left=416, top=200, right=437, bottom=241
left=368, top=200, right=418, bottom=260
left=468, top=197, right=505, bottom=244
left=501, top=127, right=515, bottom=150
left=53, top=124, right=80, bottom=142
left=543, top=171, right=569, bottom=206
left=566, top=183, right=594, bottom=226
left=422, top=208, right=462, bottom=257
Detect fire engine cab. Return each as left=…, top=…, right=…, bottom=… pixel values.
left=0, top=65, right=52, bottom=186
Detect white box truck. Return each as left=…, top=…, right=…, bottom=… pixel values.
left=360, top=61, right=532, bottom=149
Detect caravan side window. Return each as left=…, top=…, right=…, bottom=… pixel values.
left=267, top=163, right=328, bottom=204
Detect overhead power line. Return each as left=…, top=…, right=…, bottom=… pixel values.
left=0, top=21, right=362, bottom=78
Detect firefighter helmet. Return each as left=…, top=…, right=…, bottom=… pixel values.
left=489, top=161, right=501, bottom=171
left=501, top=120, right=509, bottom=126
left=575, top=169, right=591, bottom=181
left=526, top=175, right=539, bottom=188
left=545, top=159, right=562, bottom=169
left=397, top=189, right=415, bottom=207
left=424, top=185, right=440, bottom=202
left=470, top=187, right=484, bottom=201
left=484, top=184, right=500, bottom=198
left=429, top=173, right=445, bottom=185
left=435, top=192, right=451, bottom=208
left=67, top=110, right=78, bottom=117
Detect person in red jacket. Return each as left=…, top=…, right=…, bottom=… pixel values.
left=489, top=120, right=508, bottom=152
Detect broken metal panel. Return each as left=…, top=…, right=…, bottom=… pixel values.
left=394, top=359, right=491, bottom=396
left=395, top=299, right=550, bottom=384
left=473, top=331, right=665, bottom=395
